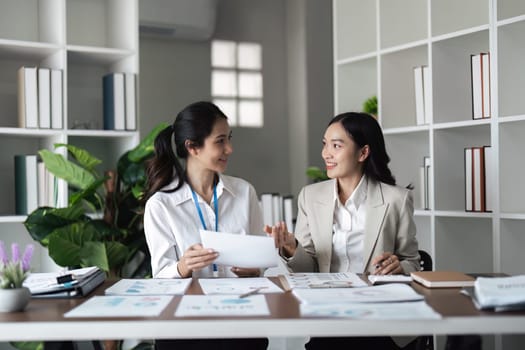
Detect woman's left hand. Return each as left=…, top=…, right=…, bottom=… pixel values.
left=231, top=267, right=261, bottom=278
left=372, top=252, right=403, bottom=275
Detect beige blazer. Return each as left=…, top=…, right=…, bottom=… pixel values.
left=287, top=178, right=420, bottom=274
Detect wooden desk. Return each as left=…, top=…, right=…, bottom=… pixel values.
left=0, top=279, right=524, bottom=342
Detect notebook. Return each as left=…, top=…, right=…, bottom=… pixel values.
left=411, top=271, right=475, bottom=288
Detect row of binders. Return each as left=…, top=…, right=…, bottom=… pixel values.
left=464, top=146, right=493, bottom=212
left=260, top=193, right=294, bottom=231
left=103, top=72, right=137, bottom=131
left=413, top=52, right=491, bottom=125
left=14, top=154, right=64, bottom=215
left=18, top=66, right=63, bottom=129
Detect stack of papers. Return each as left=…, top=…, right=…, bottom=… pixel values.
left=469, top=275, right=525, bottom=311
left=368, top=274, right=412, bottom=285
left=24, top=266, right=105, bottom=298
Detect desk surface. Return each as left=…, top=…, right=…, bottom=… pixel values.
left=1, top=278, right=525, bottom=341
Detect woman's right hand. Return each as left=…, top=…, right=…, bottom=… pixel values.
left=264, top=221, right=297, bottom=258
left=177, top=243, right=218, bottom=278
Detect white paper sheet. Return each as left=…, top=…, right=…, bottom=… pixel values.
left=198, top=277, right=284, bottom=295
left=105, top=278, right=192, bottom=296
left=300, top=301, right=441, bottom=319
left=200, top=229, right=279, bottom=268
left=64, top=295, right=173, bottom=317
left=175, top=294, right=270, bottom=317
left=285, top=272, right=368, bottom=289
left=293, top=283, right=424, bottom=305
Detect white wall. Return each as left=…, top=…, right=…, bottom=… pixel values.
left=139, top=0, right=333, bottom=198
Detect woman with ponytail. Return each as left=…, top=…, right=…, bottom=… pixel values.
left=144, top=101, right=268, bottom=349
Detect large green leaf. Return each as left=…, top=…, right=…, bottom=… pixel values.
left=119, top=160, right=145, bottom=186
left=39, top=149, right=96, bottom=190
left=105, top=241, right=130, bottom=270
left=47, top=222, right=100, bottom=267
left=9, top=342, right=44, bottom=350
left=80, top=241, right=109, bottom=272
left=24, top=205, right=88, bottom=245
left=54, top=143, right=102, bottom=171
left=69, top=177, right=107, bottom=207
left=127, top=122, right=168, bottom=162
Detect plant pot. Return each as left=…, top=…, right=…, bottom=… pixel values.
left=0, top=287, right=31, bottom=312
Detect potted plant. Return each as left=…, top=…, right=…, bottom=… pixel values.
left=24, top=123, right=168, bottom=278
left=306, top=166, right=329, bottom=183
left=362, top=95, right=378, bottom=118
left=0, top=241, right=34, bottom=312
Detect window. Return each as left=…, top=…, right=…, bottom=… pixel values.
left=211, top=40, right=263, bottom=127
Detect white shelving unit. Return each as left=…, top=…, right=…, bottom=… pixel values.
left=334, top=1, right=525, bottom=348
left=0, top=0, right=139, bottom=272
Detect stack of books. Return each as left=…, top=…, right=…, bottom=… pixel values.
left=470, top=52, right=491, bottom=120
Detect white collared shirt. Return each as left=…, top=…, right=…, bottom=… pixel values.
left=144, top=174, right=264, bottom=278
left=330, top=175, right=368, bottom=273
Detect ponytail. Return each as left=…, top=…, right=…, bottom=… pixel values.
left=144, top=126, right=185, bottom=200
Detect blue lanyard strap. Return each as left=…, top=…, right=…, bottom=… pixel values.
left=191, top=185, right=218, bottom=232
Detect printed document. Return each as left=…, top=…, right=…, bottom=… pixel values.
left=105, top=278, right=192, bottom=296
left=300, top=300, right=441, bottom=319
left=64, top=295, right=172, bottom=317
left=293, top=283, right=424, bottom=305
left=474, top=275, right=525, bottom=308
left=198, top=277, right=284, bottom=295
left=175, top=294, right=270, bottom=317
left=200, top=229, right=279, bottom=268
left=284, top=272, right=368, bottom=289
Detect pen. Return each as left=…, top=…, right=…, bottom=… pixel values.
left=238, top=287, right=265, bottom=299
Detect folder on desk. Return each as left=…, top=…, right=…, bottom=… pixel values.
left=411, top=271, right=475, bottom=288
left=25, top=267, right=106, bottom=298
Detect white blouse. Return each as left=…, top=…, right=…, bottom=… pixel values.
left=330, top=175, right=367, bottom=273
left=144, top=174, right=264, bottom=278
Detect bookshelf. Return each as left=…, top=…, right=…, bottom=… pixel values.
left=334, top=1, right=525, bottom=348
left=0, top=0, right=139, bottom=272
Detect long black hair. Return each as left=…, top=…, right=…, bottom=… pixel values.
left=144, top=101, right=228, bottom=199
left=328, top=112, right=396, bottom=186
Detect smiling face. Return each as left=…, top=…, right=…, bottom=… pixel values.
left=188, top=118, right=233, bottom=174
left=321, top=121, right=369, bottom=180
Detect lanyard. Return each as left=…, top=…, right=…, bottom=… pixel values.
left=190, top=185, right=218, bottom=232
left=191, top=184, right=219, bottom=275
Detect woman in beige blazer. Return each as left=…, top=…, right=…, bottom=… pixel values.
left=267, top=112, right=420, bottom=349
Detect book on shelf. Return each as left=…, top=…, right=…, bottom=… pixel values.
left=50, top=69, right=63, bottom=129
left=283, top=195, right=294, bottom=232
left=411, top=271, right=475, bottom=288
left=124, top=73, right=137, bottom=130
left=418, top=156, right=431, bottom=210
left=414, top=66, right=425, bottom=125
left=260, top=193, right=295, bottom=228
left=17, top=66, right=39, bottom=129
left=483, top=146, right=493, bottom=212
left=413, top=65, right=431, bottom=126
left=470, top=53, right=491, bottom=120
left=38, top=67, right=51, bottom=129
left=103, top=72, right=126, bottom=131
left=464, top=146, right=490, bottom=212
left=24, top=266, right=106, bottom=298
left=14, top=155, right=38, bottom=215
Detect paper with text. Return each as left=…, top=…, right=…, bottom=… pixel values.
left=175, top=294, right=270, bottom=317
left=105, top=278, right=192, bottom=296
left=198, top=277, right=283, bottom=295
left=300, top=301, right=441, bottom=319
left=64, top=295, right=172, bottom=317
